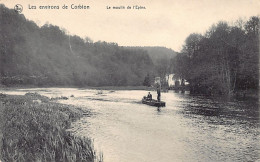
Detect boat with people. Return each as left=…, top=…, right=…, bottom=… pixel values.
left=142, top=77, right=166, bottom=107
left=142, top=96, right=166, bottom=107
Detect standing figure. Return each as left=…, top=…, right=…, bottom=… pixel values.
left=155, top=77, right=161, bottom=102
left=157, top=87, right=161, bottom=102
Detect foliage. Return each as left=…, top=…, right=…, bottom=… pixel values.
left=171, top=17, right=259, bottom=95
left=0, top=93, right=101, bottom=162
left=0, top=5, right=160, bottom=87
left=143, top=73, right=152, bottom=87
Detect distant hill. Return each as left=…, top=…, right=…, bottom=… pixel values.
left=126, top=46, right=177, bottom=65
left=126, top=46, right=177, bottom=79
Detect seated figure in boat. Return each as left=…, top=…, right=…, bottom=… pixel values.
left=147, top=92, right=152, bottom=101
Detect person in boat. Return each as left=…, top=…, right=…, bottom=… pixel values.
left=147, top=92, right=152, bottom=101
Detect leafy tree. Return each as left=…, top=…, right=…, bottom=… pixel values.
left=171, top=17, right=259, bottom=95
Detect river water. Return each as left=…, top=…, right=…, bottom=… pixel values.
left=2, top=88, right=259, bottom=162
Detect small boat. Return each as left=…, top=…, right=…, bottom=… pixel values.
left=143, top=76, right=166, bottom=107
left=142, top=97, right=166, bottom=107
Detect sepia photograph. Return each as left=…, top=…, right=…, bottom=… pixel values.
left=0, top=0, right=259, bottom=161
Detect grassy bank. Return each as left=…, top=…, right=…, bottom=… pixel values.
left=0, top=93, right=101, bottom=162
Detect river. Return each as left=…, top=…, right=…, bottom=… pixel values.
left=2, top=88, right=259, bottom=162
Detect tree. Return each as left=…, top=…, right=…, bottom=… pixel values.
left=171, top=16, right=259, bottom=95
left=143, top=74, right=152, bottom=87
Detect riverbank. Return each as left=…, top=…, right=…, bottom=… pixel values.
left=0, top=95, right=3, bottom=161
left=0, top=85, right=155, bottom=91
left=83, top=86, right=155, bottom=91
left=0, top=92, right=101, bottom=162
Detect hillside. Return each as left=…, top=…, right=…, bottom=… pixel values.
left=126, top=46, right=177, bottom=80
left=0, top=5, right=162, bottom=87
left=126, top=46, right=177, bottom=64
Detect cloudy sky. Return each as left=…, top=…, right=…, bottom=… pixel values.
left=2, top=0, right=260, bottom=51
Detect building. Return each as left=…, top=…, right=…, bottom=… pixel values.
left=166, top=74, right=188, bottom=88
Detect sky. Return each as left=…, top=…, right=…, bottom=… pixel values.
left=1, top=0, right=260, bottom=52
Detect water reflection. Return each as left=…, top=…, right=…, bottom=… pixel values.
left=156, top=107, right=161, bottom=113
left=181, top=94, right=259, bottom=125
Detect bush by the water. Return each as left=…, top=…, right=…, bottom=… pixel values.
left=0, top=93, right=101, bottom=162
